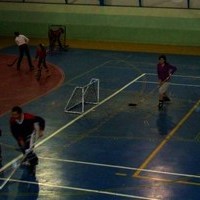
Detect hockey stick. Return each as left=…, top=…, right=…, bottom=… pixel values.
left=0, top=152, right=32, bottom=190
left=0, top=132, right=39, bottom=190
left=128, top=75, right=172, bottom=107
left=7, top=57, right=18, bottom=67
left=158, top=76, right=171, bottom=94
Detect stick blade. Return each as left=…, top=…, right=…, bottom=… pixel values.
left=7, top=58, right=18, bottom=67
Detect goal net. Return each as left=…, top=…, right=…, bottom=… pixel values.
left=64, top=78, right=100, bottom=114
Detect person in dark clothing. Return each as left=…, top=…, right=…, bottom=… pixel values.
left=99, top=0, right=104, bottom=6
left=157, top=55, right=177, bottom=110
left=35, top=43, right=51, bottom=81
left=48, top=27, right=67, bottom=52
left=14, top=32, right=34, bottom=71
left=10, top=106, right=45, bottom=175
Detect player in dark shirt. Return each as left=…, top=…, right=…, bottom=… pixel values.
left=48, top=27, right=69, bottom=53
left=48, top=27, right=65, bottom=52
left=157, top=55, right=177, bottom=110
left=35, top=43, right=50, bottom=81
left=10, top=106, right=45, bottom=175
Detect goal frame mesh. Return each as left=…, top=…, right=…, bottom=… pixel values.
left=64, top=78, right=100, bottom=114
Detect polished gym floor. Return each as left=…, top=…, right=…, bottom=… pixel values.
left=0, top=41, right=200, bottom=200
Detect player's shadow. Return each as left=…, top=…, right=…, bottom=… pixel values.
left=15, top=168, right=40, bottom=200
left=156, top=107, right=175, bottom=135
left=0, top=144, right=10, bottom=197
left=0, top=143, right=2, bottom=164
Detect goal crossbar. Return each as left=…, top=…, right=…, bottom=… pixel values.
left=64, top=78, right=99, bottom=114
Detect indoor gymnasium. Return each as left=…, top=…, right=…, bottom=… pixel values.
left=0, top=1, right=200, bottom=199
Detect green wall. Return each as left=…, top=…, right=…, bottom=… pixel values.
left=0, top=2, right=200, bottom=46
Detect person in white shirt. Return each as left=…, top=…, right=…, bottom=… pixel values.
left=14, top=32, right=34, bottom=71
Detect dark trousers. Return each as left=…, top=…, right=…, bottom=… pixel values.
left=37, top=57, right=48, bottom=71
left=17, top=44, right=33, bottom=70
left=49, top=37, right=63, bottom=52
left=99, top=0, right=104, bottom=6
left=20, top=133, right=38, bottom=166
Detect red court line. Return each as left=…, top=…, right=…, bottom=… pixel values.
left=0, top=54, right=65, bottom=116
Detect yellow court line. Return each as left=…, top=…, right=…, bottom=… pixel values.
left=133, top=98, right=200, bottom=177
left=136, top=175, right=200, bottom=187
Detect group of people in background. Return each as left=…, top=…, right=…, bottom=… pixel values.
left=4, top=27, right=176, bottom=177
left=5, top=31, right=52, bottom=176
left=14, top=31, right=50, bottom=80
left=0, top=27, right=65, bottom=177
left=7, top=27, right=69, bottom=175
left=14, top=27, right=68, bottom=80
left=14, top=30, right=176, bottom=108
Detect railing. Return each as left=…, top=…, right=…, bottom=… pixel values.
left=0, top=0, right=200, bottom=9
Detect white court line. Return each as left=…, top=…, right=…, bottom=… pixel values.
left=35, top=73, right=146, bottom=148
left=39, top=156, right=200, bottom=179
left=136, top=80, right=200, bottom=88
left=1, top=72, right=198, bottom=198
left=0, top=178, right=159, bottom=200
left=0, top=74, right=146, bottom=179
left=1, top=73, right=160, bottom=200
left=146, top=73, right=200, bottom=79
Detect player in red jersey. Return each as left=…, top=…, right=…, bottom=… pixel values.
left=10, top=106, right=45, bottom=175
left=35, top=43, right=51, bottom=81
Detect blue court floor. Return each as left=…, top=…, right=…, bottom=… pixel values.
left=0, top=45, right=200, bottom=199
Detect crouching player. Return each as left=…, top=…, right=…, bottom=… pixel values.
left=48, top=27, right=68, bottom=53
left=10, top=106, right=45, bottom=176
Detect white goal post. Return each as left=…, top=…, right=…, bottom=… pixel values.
left=64, top=78, right=100, bottom=114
